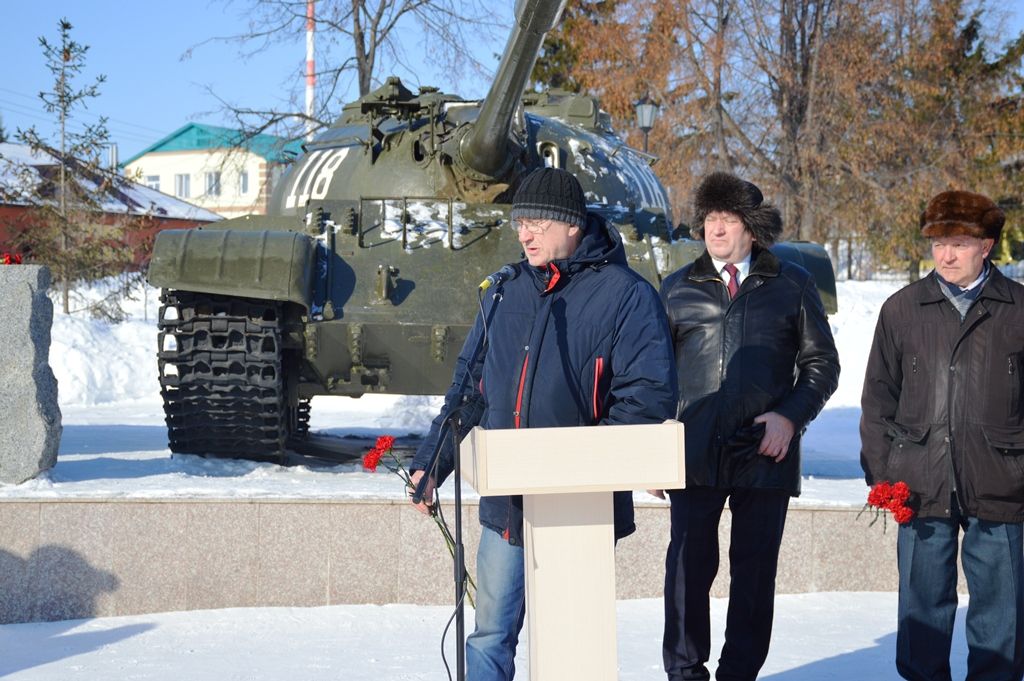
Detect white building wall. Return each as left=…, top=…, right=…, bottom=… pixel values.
left=124, top=149, right=279, bottom=219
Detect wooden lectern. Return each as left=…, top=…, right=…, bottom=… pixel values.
left=460, top=420, right=686, bottom=681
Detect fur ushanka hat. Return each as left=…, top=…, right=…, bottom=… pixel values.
left=920, top=190, right=1005, bottom=243
left=691, top=172, right=783, bottom=246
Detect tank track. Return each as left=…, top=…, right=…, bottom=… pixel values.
left=157, top=290, right=308, bottom=461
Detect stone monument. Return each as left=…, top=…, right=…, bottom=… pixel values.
left=0, top=264, right=62, bottom=484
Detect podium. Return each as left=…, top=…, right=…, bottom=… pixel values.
left=460, top=421, right=686, bottom=681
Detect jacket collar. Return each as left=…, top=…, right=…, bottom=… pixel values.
left=917, top=264, right=1013, bottom=305
left=526, top=213, right=625, bottom=294
left=689, top=245, right=781, bottom=282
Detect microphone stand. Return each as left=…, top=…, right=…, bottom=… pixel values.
left=413, top=284, right=505, bottom=681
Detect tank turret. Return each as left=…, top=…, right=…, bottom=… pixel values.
left=147, top=0, right=837, bottom=462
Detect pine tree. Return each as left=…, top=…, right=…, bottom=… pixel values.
left=14, top=18, right=136, bottom=314
left=531, top=1, right=619, bottom=93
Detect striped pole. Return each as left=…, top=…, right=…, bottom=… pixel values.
left=305, top=0, right=316, bottom=142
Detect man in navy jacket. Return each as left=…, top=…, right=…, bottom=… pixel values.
left=410, top=167, right=677, bottom=681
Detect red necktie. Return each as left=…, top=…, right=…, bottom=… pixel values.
left=723, top=263, right=739, bottom=299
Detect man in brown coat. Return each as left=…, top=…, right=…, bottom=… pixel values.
left=861, top=190, right=1024, bottom=681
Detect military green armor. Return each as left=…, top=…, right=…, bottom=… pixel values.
left=148, top=0, right=836, bottom=460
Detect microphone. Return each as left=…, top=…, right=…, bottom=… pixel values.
left=479, top=264, right=518, bottom=291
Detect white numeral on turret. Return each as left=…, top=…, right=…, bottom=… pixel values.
left=311, top=148, right=349, bottom=200
left=285, top=147, right=351, bottom=209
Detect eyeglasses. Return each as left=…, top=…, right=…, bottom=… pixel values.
left=511, top=219, right=558, bottom=234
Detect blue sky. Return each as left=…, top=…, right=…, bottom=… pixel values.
left=0, top=1, right=510, bottom=159
left=2, top=1, right=1022, bottom=161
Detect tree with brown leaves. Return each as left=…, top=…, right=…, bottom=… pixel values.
left=535, top=0, right=1023, bottom=278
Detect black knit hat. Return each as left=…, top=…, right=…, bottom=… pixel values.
left=692, top=171, right=783, bottom=246
left=511, top=167, right=587, bottom=230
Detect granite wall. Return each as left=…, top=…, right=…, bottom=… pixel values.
left=0, top=499, right=943, bottom=625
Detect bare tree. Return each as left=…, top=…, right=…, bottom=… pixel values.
left=192, top=0, right=505, bottom=141
left=744, top=0, right=835, bottom=239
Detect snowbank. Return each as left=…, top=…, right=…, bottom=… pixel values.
left=3, top=276, right=911, bottom=504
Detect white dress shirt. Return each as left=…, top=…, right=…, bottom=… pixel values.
left=710, top=253, right=752, bottom=289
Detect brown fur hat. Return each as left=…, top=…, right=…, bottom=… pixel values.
left=691, top=172, right=783, bottom=246
left=920, top=190, right=1005, bottom=242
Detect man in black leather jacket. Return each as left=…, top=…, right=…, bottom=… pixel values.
left=655, top=172, right=839, bottom=681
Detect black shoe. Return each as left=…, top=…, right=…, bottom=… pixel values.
left=670, top=665, right=711, bottom=681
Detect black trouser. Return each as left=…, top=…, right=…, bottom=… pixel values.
left=663, top=486, right=789, bottom=681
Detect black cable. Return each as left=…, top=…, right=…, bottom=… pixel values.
left=478, top=288, right=488, bottom=340
left=416, top=280, right=503, bottom=681
left=478, top=284, right=501, bottom=342
left=439, top=576, right=470, bottom=681
left=423, top=402, right=471, bottom=681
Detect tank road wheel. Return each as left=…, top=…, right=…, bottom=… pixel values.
left=157, top=290, right=306, bottom=462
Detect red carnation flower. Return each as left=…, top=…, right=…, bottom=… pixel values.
left=362, top=446, right=384, bottom=472
left=867, top=481, right=891, bottom=507
left=363, top=432, right=478, bottom=605
left=890, top=481, right=911, bottom=503
left=892, top=505, right=915, bottom=525
left=861, top=480, right=916, bottom=530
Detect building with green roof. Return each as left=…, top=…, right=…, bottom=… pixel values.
left=122, top=123, right=304, bottom=218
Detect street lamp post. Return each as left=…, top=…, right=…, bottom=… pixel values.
left=635, top=96, right=659, bottom=154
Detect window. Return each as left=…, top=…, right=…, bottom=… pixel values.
left=144, top=175, right=160, bottom=192
left=174, top=173, right=190, bottom=198
left=239, top=170, right=249, bottom=195
left=205, top=171, right=221, bottom=197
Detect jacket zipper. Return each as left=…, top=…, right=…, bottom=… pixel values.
left=1011, top=355, right=1020, bottom=415
left=592, top=356, right=605, bottom=421
left=504, top=350, right=531, bottom=543
left=946, top=352, right=961, bottom=512
left=544, top=263, right=561, bottom=294
left=514, top=353, right=529, bottom=429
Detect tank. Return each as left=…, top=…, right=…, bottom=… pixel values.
left=147, top=0, right=837, bottom=461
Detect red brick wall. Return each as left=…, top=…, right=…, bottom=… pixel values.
left=0, top=204, right=214, bottom=265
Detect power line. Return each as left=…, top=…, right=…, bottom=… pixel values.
left=0, top=87, right=171, bottom=137
left=0, top=98, right=160, bottom=145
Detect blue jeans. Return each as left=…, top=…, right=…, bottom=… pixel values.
left=897, top=502, right=1024, bottom=681
left=467, top=526, right=526, bottom=681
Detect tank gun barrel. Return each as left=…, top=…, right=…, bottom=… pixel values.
left=459, top=0, right=567, bottom=179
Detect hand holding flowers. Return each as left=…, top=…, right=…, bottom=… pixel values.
left=363, top=434, right=475, bottom=602
left=859, top=480, right=916, bottom=530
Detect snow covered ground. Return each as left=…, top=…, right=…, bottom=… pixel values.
left=4, top=278, right=892, bottom=505
left=3, top=277, right=973, bottom=680
left=0, top=593, right=972, bottom=680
